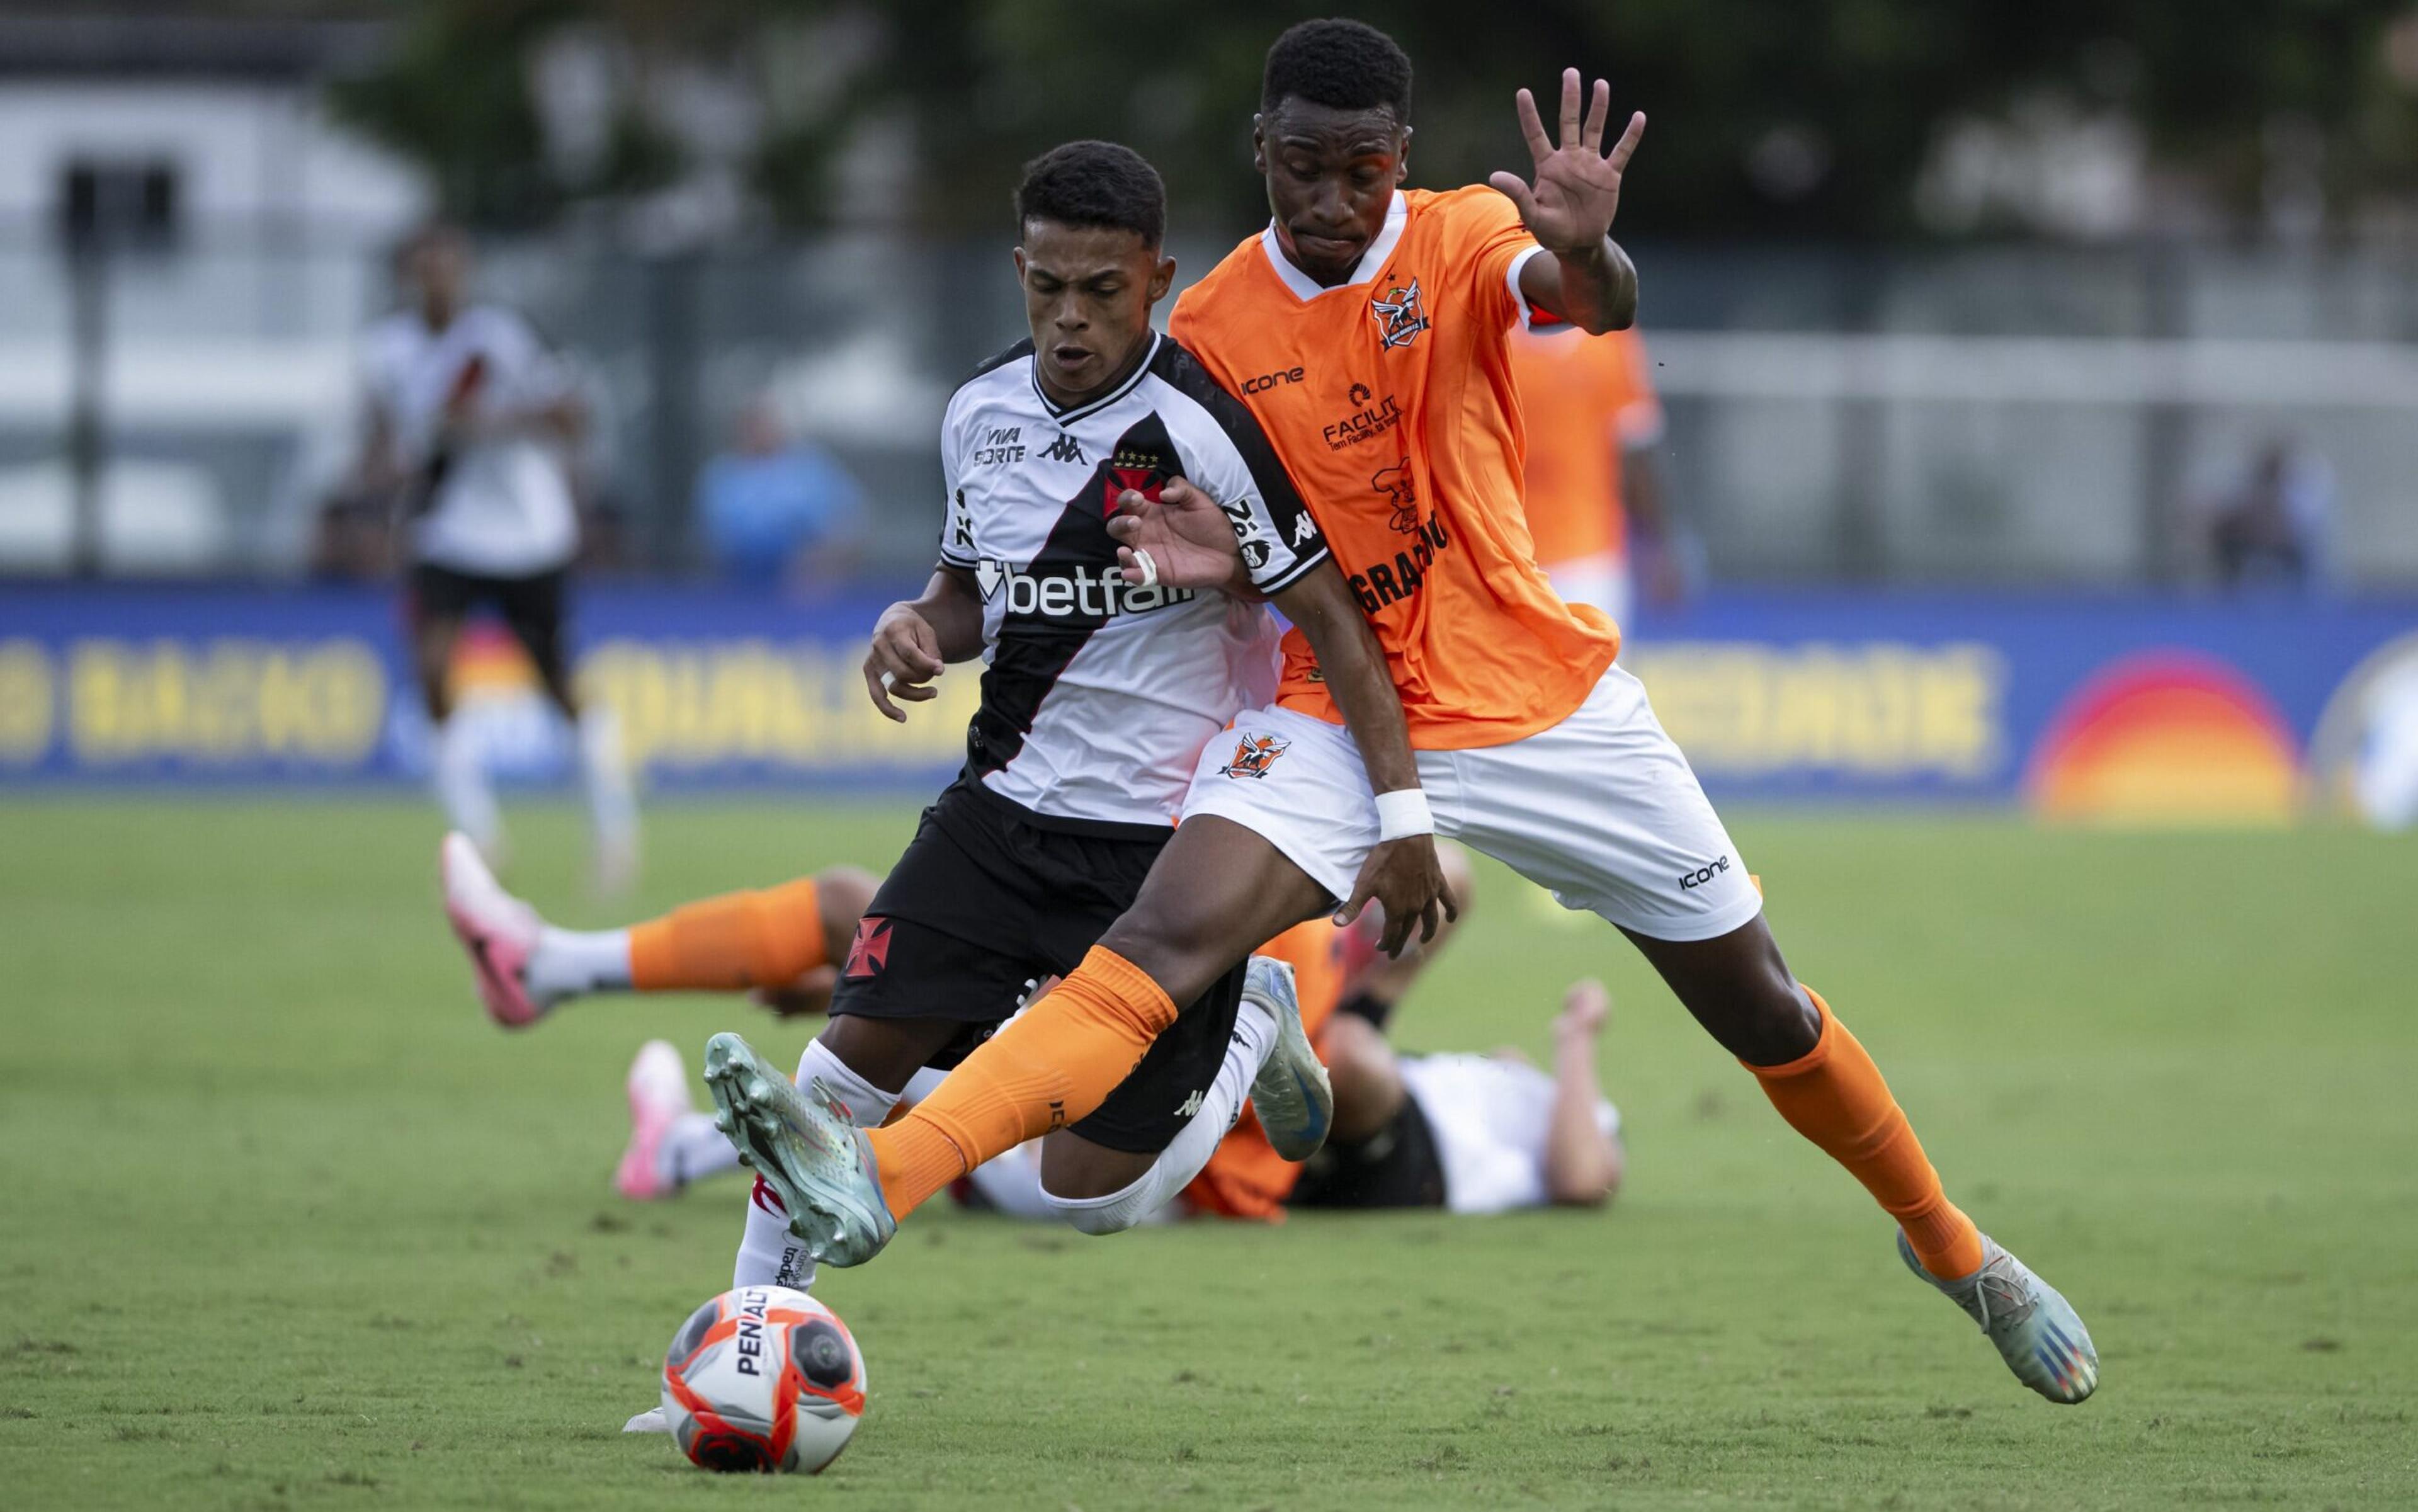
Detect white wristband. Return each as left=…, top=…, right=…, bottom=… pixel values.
left=1374, top=788, right=1434, bottom=842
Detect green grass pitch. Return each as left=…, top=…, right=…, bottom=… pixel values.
left=2, top=797, right=2414, bottom=1508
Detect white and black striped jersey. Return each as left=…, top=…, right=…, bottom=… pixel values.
left=936, top=333, right=1330, bottom=833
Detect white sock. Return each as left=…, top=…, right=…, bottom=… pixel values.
left=1043, top=998, right=1276, bottom=1236
left=434, top=717, right=501, bottom=858
left=656, top=1111, right=742, bottom=1191
left=730, top=1038, right=900, bottom=1292
left=578, top=707, right=639, bottom=850
left=525, top=928, right=632, bottom=1005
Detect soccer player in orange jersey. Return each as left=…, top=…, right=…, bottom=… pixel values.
left=724, top=21, right=2096, bottom=1406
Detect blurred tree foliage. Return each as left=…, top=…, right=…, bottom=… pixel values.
left=331, top=0, right=2418, bottom=239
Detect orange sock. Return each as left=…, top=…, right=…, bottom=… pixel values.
left=1747, top=988, right=1985, bottom=1279
left=866, top=945, right=1176, bottom=1218
left=627, top=878, right=827, bottom=992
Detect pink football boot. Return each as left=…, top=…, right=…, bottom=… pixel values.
left=440, top=831, right=547, bottom=1028
left=615, top=1040, right=695, bottom=1201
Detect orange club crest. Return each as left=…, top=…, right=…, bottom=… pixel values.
left=1371, top=277, right=1430, bottom=350
left=1218, top=732, right=1292, bottom=779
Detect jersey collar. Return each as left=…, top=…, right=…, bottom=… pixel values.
left=1030, top=331, right=1160, bottom=426
left=1257, top=191, right=1409, bottom=303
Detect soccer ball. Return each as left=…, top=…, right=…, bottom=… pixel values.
left=660, top=1285, right=866, bottom=1473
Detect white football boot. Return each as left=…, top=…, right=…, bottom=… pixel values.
left=703, top=1032, right=895, bottom=1267
left=1900, top=1231, right=2100, bottom=1403
left=1242, top=956, right=1332, bottom=1162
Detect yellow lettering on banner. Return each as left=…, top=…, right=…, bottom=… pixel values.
left=65, top=639, right=387, bottom=764
left=0, top=639, right=54, bottom=762
left=1627, top=641, right=2003, bottom=780
left=580, top=640, right=981, bottom=772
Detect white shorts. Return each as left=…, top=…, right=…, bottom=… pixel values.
left=1180, top=665, right=1762, bottom=941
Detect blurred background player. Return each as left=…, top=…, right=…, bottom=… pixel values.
left=355, top=221, right=639, bottom=886
left=1507, top=321, right=1683, bottom=624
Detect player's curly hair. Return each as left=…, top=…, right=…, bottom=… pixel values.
left=1261, top=18, right=1412, bottom=119
left=1013, top=140, right=1165, bottom=249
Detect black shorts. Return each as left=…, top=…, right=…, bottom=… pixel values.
left=1285, top=1089, right=1446, bottom=1211
left=407, top=563, right=570, bottom=686
left=831, top=775, right=1246, bottom=1156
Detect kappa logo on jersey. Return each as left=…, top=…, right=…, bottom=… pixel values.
left=1371, top=278, right=1431, bottom=350
left=843, top=917, right=893, bottom=979
left=1040, top=431, right=1086, bottom=464
left=1173, top=1089, right=1206, bottom=1118
left=1291, top=513, right=1320, bottom=547
left=1219, top=732, right=1291, bottom=779
left=975, top=557, right=1195, bottom=618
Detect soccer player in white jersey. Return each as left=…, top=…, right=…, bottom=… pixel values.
left=355, top=222, right=637, bottom=887
left=681, top=142, right=1445, bottom=1310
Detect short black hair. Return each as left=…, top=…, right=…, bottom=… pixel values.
left=1261, top=18, right=1412, bottom=119
left=1013, top=140, right=1165, bottom=249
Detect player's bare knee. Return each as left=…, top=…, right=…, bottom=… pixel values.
left=1739, top=978, right=1819, bottom=1064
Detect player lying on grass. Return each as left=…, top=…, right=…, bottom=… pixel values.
left=707, top=20, right=2097, bottom=1406
left=441, top=839, right=1326, bottom=1215
left=449, top=833, right=1620, bottom=1220
left=457, top=139, right=1448, bottom=1301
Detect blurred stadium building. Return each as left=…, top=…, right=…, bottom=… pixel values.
left=1, top=1, right=2415, bottom=824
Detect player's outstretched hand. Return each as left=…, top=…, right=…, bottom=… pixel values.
left=1488, top=68, right=1644, bottom=256
left=1337, top=834, right=1458, bottom=957
left=1108, top=477, right=1249, bottom=593
left=864, top=601, right=945, bottom=722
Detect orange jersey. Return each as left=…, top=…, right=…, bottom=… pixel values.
left=1179, top=918, right=1350, bottom=1222
left=1169, top=186, right=1622, bottom=749
left=1508, top=326, right=1663, bottom=568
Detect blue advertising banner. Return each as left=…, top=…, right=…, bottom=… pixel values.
left=1, top=581, right=2412, bottom=823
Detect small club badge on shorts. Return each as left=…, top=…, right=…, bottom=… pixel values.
left=1219, top=733, right=1291, bottom=779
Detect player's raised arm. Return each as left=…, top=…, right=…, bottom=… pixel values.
left=1493, top=69, right=1643, bottom=334
left=863, top=566, right=983, bottom=722
left=1268, top=560, right=1455, bottom=953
